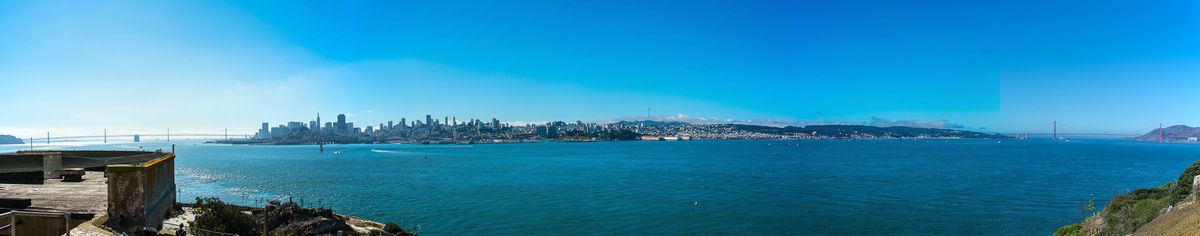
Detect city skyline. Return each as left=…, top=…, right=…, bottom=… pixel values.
left=2, top=1, right=1199, bottom=137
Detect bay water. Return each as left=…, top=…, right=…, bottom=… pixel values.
left=3, top=138, right=1198, bottom=235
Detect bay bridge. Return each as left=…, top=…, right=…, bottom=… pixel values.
left=18, top=128, right=252, bottom=144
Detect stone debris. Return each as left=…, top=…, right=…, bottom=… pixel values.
left=257, top=200, right=353, bottom=235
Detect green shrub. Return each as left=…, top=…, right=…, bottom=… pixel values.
left=1053, top=224, right=1082, bottom=236
left=1173, top=160, right=1200, bottom=198
left=384, top=222, right=403, bottom=233
left=1097, top=187, right=1170, bottom=235
left=191, top=197, right=260, bottom=236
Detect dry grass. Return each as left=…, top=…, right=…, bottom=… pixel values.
left=1134, top=198, right=1200, bottom=236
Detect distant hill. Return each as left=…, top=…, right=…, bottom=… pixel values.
left=612, top=120, right=1006, bottom=139
left=1135, top=125, right=1200, bottom=142
left=614, top=120, right=689, bottom=126
left=0, top=134, right=23, bottom=144
left=733, top=124, right=1008, bottom=139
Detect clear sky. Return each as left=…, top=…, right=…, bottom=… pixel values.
left=1, top=0, right=1198, bottom=137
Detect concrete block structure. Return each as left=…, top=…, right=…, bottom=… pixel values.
left=0, top=150, right=176, bottom=236
left=105, top=153, right=176, bottom=233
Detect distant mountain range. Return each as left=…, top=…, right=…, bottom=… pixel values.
left=0, top=134, right=23, bottom=144
left=1135, top=125, right=1200, bottom=142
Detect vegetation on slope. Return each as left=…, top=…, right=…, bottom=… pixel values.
left=1053, top=224, right=1082, bottom=236
left=1055, top=160, right=1200, bottom=236
left=192, top=197, right=261, bottom=236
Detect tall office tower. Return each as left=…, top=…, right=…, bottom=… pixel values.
left=310, top=121, right=318, bottom=131
left=444, top=117, right=449, bottom=127
left=316, top=113, right=322, bottom=132
left=388, top=121, right=394, bottom=130
left=260, top=122, right=270, bottom=138
left=337, top=114, right=348, bottom=133
left=379, top=123, right=384, bottom=131
left=426, top=115, right=433, bottom=127
left=324, top=122, right=333, bottom=131
left=492, top=118, right=501, bottom=130
left=400, top=118, right=406, bottom=128
left=452, top=117, right=456, bottom=126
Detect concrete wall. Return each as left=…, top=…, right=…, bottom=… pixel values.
left=0, top=155, right=45, bottom=174
left=1, top=151, right=164, bottom=175
left=0, top=152, right=63, bottom=181
left=105, top=153, right=176, bottom=234
left=0, top=212, right=90, bottom=236
left=41, top=153, right=62, bottom=179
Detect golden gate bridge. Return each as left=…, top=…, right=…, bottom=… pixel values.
left=1013, top=120, right=1183, bottom=143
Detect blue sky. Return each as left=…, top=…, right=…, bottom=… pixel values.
left=1, top=0, right=1198, bottom=136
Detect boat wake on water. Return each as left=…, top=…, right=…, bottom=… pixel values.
left=370, top=149, right=408, bottom=154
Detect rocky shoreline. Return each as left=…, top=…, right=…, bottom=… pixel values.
left=164, top=197, right=416, bottom=236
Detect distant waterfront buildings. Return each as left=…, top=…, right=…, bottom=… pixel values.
left=243, top=112, right=1000, bottom=145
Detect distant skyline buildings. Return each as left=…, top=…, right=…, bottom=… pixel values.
left=254, top=112, right=518, bottom=139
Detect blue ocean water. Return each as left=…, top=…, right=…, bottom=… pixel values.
left=3, top=138, right=1199, bottom=235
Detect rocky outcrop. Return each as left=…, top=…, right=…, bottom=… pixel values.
left=255, top=200, right=416, bottom=236
left=257, top=200, right=351, bottom=235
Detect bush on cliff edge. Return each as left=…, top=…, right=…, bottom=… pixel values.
left=1053, top=224, right=1082, bottom=236
left=192, top=197, right=260, bottom=236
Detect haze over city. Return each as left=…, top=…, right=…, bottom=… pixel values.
left=2, top=0, right=1198, bottom=137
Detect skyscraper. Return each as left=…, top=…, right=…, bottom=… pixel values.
left=337, top=114, right=347, bottom=134
left=260, top=122, right=270, bottom=138
left=388, top=121, right=394, bottom=130
left=426, top=115, right=433, bottom=128
left=316, top=113, right=322, bottom=132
